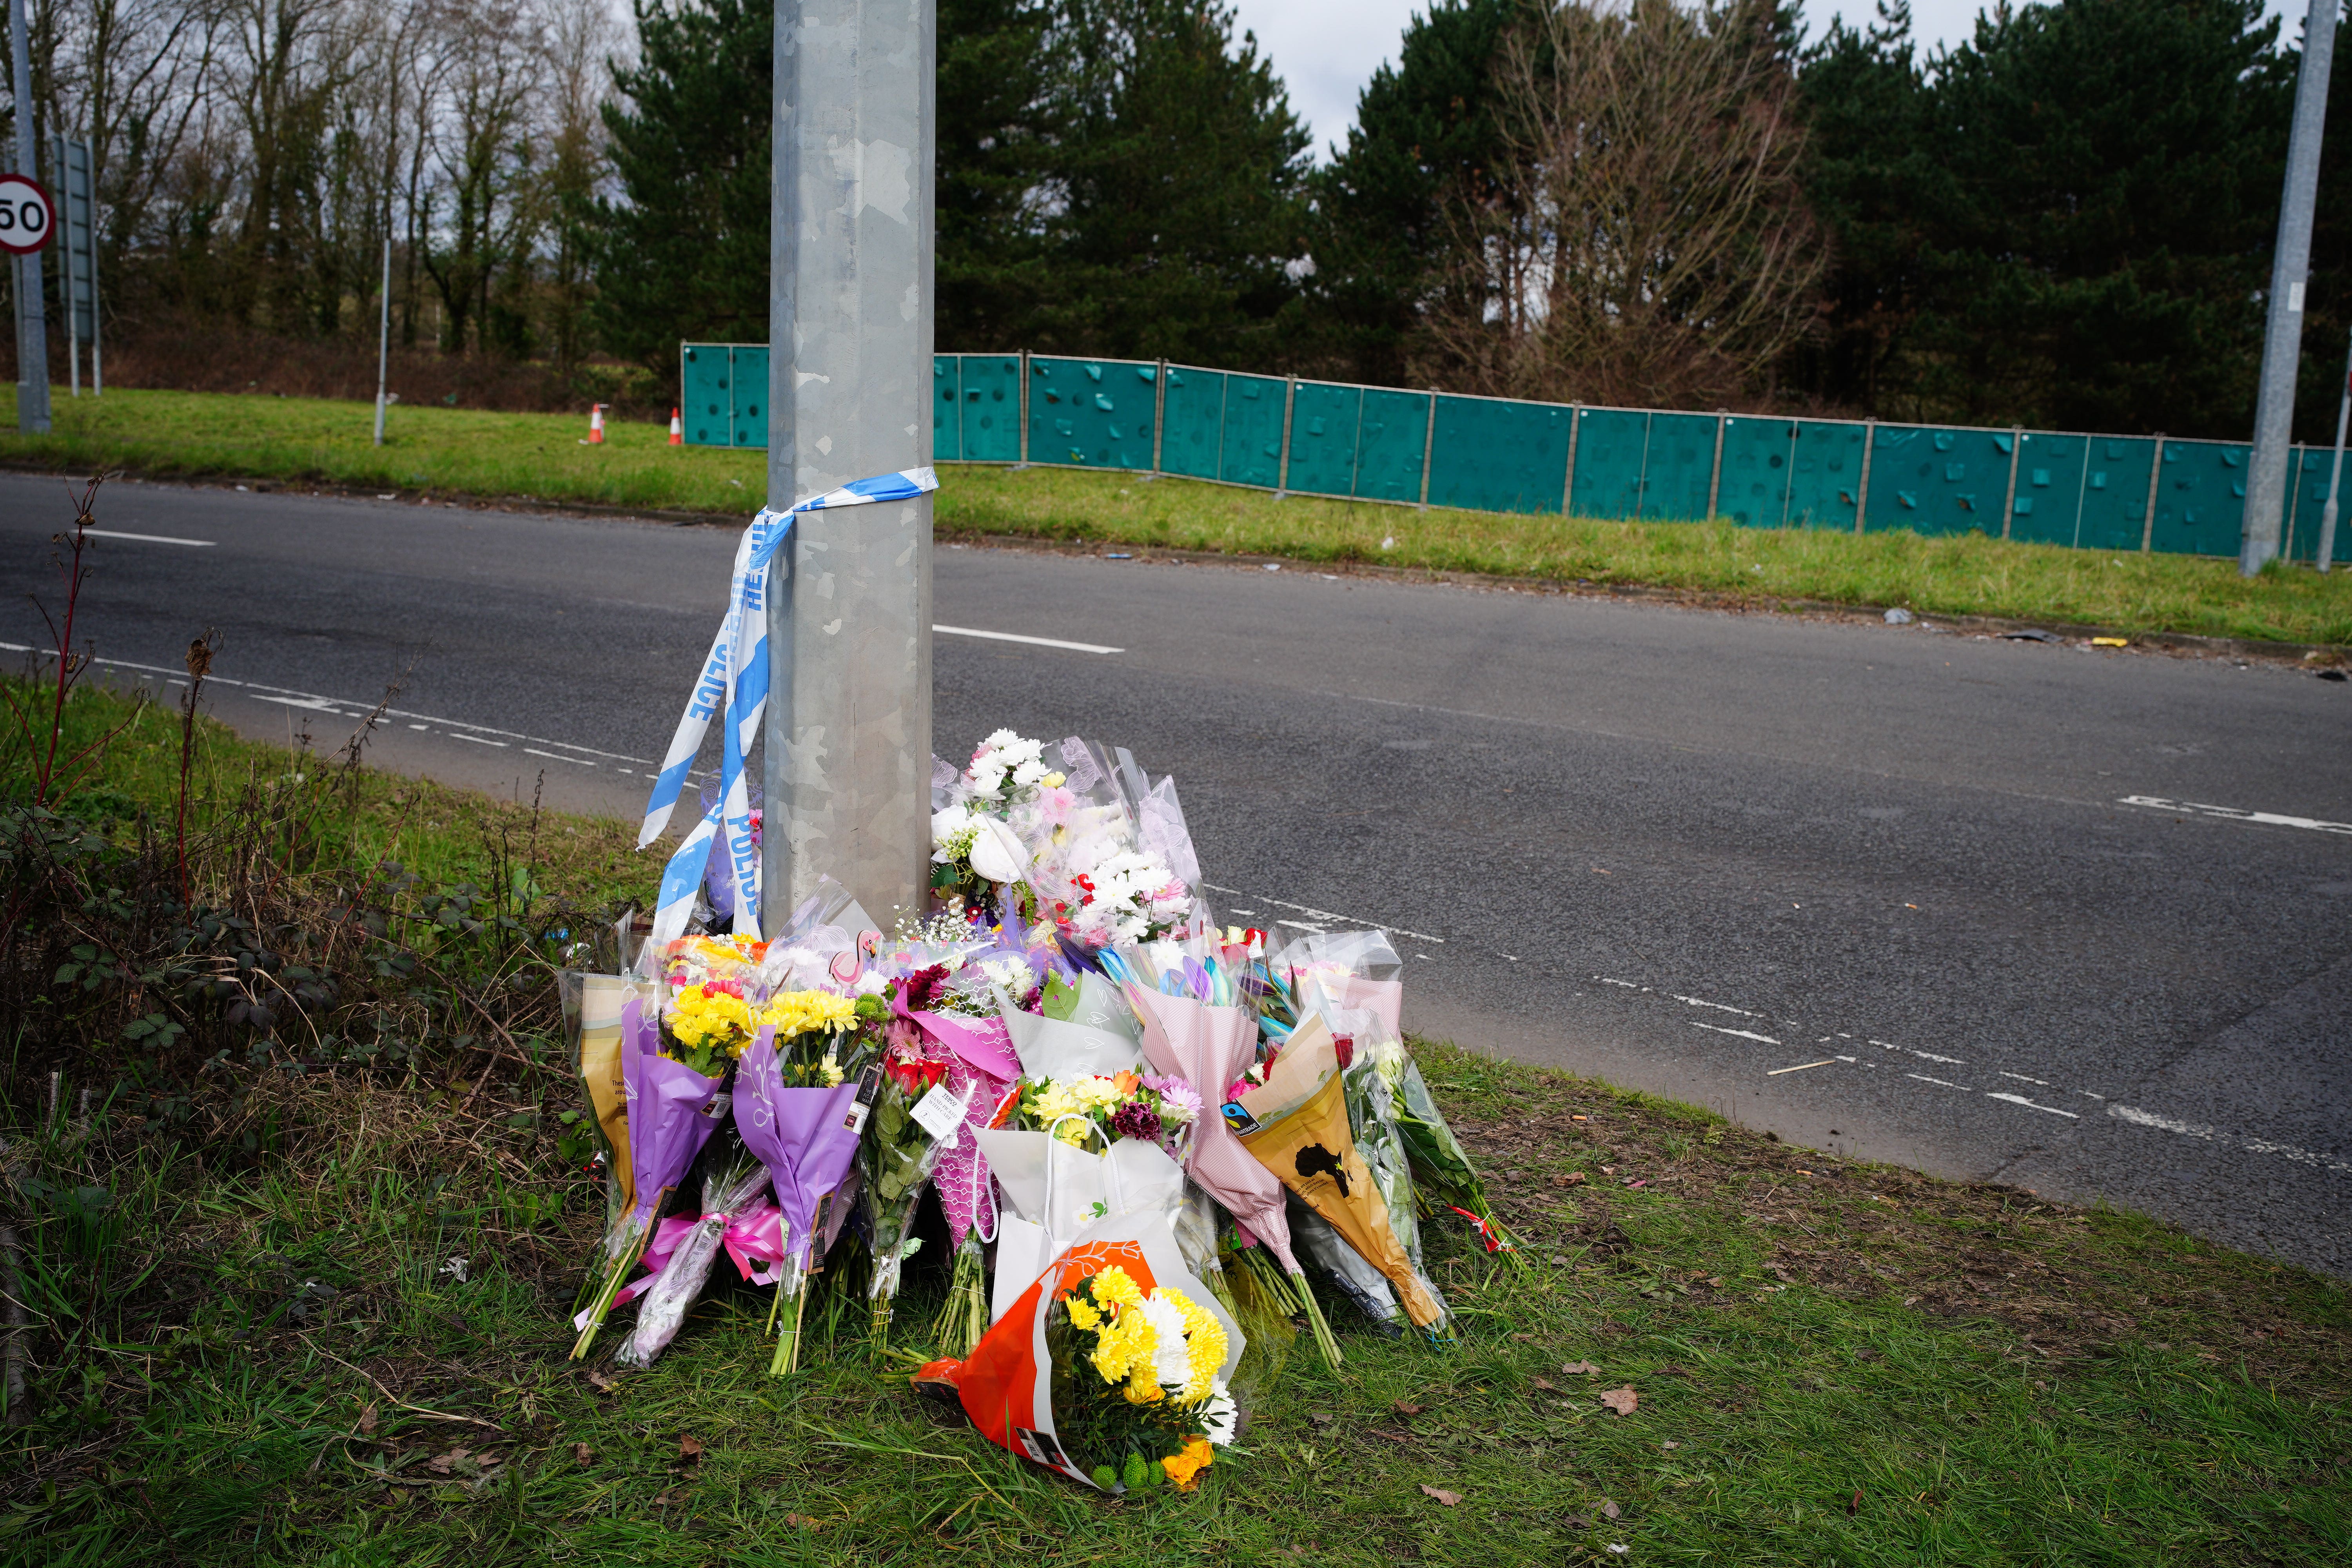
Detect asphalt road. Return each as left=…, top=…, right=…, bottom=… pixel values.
left=7, top=472, right=2350, bottom=1274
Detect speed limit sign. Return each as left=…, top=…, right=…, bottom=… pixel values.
left=0, top=173, right=56, bottom=256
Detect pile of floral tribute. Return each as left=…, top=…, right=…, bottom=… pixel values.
left=562, top=730, right=1517, bottom=1494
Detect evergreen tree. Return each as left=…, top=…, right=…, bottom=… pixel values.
left=1905, top=0, right=2290, bottom=435
left=1306, top=0, right=1524, bottom=385
left=1787, top=1, right=1931, bottom=413
left=582, top=0, right=774, bottom=383
left=1035, top=0, right=1312, bottom=366
left=938, top=0, right=1065, bottom=351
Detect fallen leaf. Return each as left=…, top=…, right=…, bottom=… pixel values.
left=1419, top=1485, right=1463, bottom=1507
left=1847, top=1488, right=1862, bottom=1515
left=1392, top=1400, right=1426, bottom=1417
left=1704, top=1277, right=1725, bottom=1289
left=426, top=1448, right=467, bottom=1475
left=572, top=1442, right=593, bottom=1465
left=586, top=1368, right=620, bottom=1396
left=784, top=1513, right=823, bottom=1531
left=1600, top=1166, right=1618, bottom=1177
left=1563, top=1171, right=1588, bottom=1186
left=1561, top=1360, right=1600, bottom=1376
left=1508, top=1333, right=1535, bottom=1342
left=1565, top=1514, right=1592, bottom=1530
left=678, top=1434, right=705, bottom=1462
left=1308, top=1410, right=1335, bottom=1426
left=1598, top=1387, right=1639, bottom=1417
left=1533, top=1378, right=1559, bottom=1392
left=357, top=1404, right=378, bottom=1436
left=651, top=1487, right=684, bottom=1508
left=1601, top=1500, right=1622, bottom=1520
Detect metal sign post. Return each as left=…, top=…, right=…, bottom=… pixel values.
left=53, top=133, right=95, bottom=396
left=8, top=0, right=50, bottom=433
left=2244, top=0, right=2339, bottom=575
left=761, top=0, right=936, bottom=932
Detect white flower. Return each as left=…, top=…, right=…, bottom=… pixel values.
left=1011, top=757, right=1049, bottom=787
left=1139, top=1292, right=1192, bottom=1392
left=967, top=816, right=1029, bottom=882
left=1199, top=1383, right=1238, bottom=1445
left=930, top=804, right=973, bottom=848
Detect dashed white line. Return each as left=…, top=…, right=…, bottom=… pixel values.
left=1985, top=1092, right=2079, bottom=1119
left=524, top=748, right=593, bottom=765
left=1692, top=1022, right=1782, bottom=1045
left=1998, top=1071, right=2052, bottom=1086
left=2117, top=795, right=2352, bottom=836
left=450, top=733, right=508, bottom=748
left=83, top=528, right=216, bottom=547
left=1873, top=1039, right=1967, bottom=1065
left=2109, top=1105, right=2352, bottom=1176
left=1672, top=994, right=1760, bottom=1016
left=1200, top=884, right=1445, bottom=944
left=1906, top=1073, right=1971, bottom=1091
left=934, top=624, right=1124, bottom=655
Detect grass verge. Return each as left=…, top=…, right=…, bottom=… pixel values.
left=4, top=688, right=2347, bottom=1565
left=6, top=385, right=2349, bottom=647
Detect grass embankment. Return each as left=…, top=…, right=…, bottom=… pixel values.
left=5, top=686, right=2348, bottom=1565
left=6, top=384, right=2350, bottom=648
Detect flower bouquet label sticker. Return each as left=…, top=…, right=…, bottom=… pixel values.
left=911, top=1083, right=971, bottom=1145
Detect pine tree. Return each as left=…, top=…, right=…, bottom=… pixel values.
left=938, top=0, right=1065, bottom=352
left=582, top=0, right=774, bottom=382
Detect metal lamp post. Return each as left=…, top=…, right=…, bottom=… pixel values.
left=760, top=0, right=936, bottom=933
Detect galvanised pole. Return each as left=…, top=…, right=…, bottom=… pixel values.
left=2244, top=0, right=2339, bottom=576
left=762, top=0, right=935, bottom=932
left=10, top=0, right=50, bottom=435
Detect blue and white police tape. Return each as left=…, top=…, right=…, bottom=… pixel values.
left=642, top=467, right=938, bottom=949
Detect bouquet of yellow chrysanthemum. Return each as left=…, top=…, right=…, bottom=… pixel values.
left=658, top=933, right=771, bottom=1075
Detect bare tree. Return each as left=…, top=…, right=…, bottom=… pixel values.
left=1417, top=0, right=1828, bottom=411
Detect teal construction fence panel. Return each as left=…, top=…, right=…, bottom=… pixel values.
left=2006, top=431, right=2087, bottom=546
left=933, top=356, right=962, bottom=461
left=681, top=345, right=730, bottom=448
left=1642, top=412, right=1717, bottom=521
left=956, top=354, right=1023, bottom=462
left=1221, top=374, right=1288, bottom=488
left=1285, top=382, right=1361, bottom=497
left=1788, top=421, right=1865, bottom=529
left=1428, top=396, right=1571, bottom=514
left=2151, top=439, right=2249, bottom=557
left=1568, top=408, right=1644, bottom=519
left=1865, top=425, right=2009, bottom=538
left=1353, top=389, right=1430, bottom=502
left=1160, top=366, right=1225, bottom=479
left=2074, top=436, right=2158, bottom=552
left=1029, top=356, right=1156, bottom=470
left=1717, top=417, right=1794, bottom=526
left=726, top=347, right=766, bottom=448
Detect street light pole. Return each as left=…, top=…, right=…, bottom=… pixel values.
left=761, top=0, right=936, bottom=932
left=374, top=232, right=391, bottom=446
left=2243, top=0, right=2340, bottom=577
left=9, top=0, right=50, bottom=435
left=2321, top=328, right=2352, bottom=573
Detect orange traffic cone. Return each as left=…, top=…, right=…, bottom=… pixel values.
left=668, top=407, right=683, bottom=446
left=588, top=404, right=607, bottom=444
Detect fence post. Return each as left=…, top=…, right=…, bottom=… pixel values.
left=1149, top=358, right=1167, bottom=478
left=1999, top=427, right=2023, bottom=540
left=1418, top=391, right=1437, bottom=509
left=2070, top=437, right=2094, bottom=549
left=1015, top=350, right=1030, bottom=468
left=2141, top=434, right=2165, bottom=552
left=1707, top=410, right=1728, bottom=519
left=1854, top=419, right=1876, bottom=532
left=1562, top=403, right=1582, bottom=516
left=1275, top=375, right=1296, bottom=498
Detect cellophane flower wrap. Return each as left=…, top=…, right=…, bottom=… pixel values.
left=612, top=1129, right=777, bottom=1370
left=857, top=972, right=961, bottom=1339
left=1004, top=739, right=1195, bottom=947
left=569, top=991, right=727, bottom=1358
left=930, top=730, right=1061, bottom=915
left=1046, top=1264, right=1234, bottom=1493
left=733, top=991, right=875, bottom=1374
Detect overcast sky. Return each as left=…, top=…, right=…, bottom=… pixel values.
left=1228, top=0, right=2310, bottom=163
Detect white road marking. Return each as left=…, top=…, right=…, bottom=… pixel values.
left=1998, top=1071, right=2051, bottom=1085
left=2117, top=795, right=2352, bottom=836
left=2108, top=1105, right=2352, bottom=1176
left=451, top=733, right=507, bottom=747
left=1201, top=883, right=1445, bottom=944
left=82, top=528, right=216, bottom=547
left=1692, top=1022, right=1782, bottom=1045
left=3, top=642, right=668, bottom=776
left=1985, top=1092, right=2079, bottom=1119
left=1907, top=1073, right=1971, bottom=1090
left=1598, top=977, right=1643, bottom=989
left=1672, top=994, right=1760, bottom=1016
left=1872, top=1039, right=1967, bottom=1065
left=525, top=748, right=593, bottom=764
left=935, top=624, right=1124, bottom=655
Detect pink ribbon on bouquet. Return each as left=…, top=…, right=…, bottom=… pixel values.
left=609, top=1197, right=789, bottom=1307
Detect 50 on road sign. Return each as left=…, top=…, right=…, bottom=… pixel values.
left=0, top=174, right=56, bottom=256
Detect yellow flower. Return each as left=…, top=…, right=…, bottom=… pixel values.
left=1089, top=1267, right=1143, bottom=1310
left=1063, top=1293, right=1103, bottom=1331
left=761, top=988, right=856, bottom=1040
left=1169, top=1290, right=1227, bottom=1405
left=1161, top=1437, right=1213, bottom=1492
